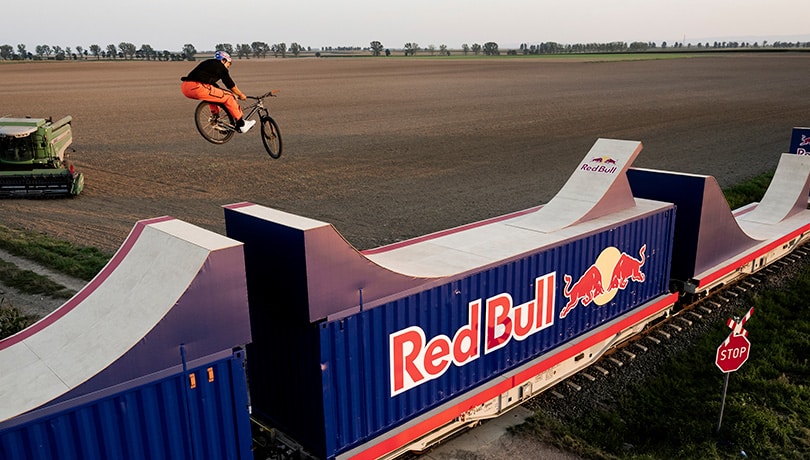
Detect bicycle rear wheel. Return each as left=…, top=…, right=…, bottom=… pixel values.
left=194, top=101, right=235, bottom=144
left=260, top=116, right=282, bottom=158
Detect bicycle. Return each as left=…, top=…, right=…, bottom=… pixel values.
left=193, top=90, right=283, bottom=158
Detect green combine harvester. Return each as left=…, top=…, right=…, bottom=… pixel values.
left=0, top=116, right=84, bottom=197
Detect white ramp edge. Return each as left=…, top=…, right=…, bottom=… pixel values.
left=512, top=138, right=641, bottom=233
left=0, top=217, right=240, bottom=423
left=739, top=153, right=810, bottom=226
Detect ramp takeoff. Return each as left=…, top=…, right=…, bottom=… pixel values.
left=738, top=154, right=810, bottom=227
left=629, top=152, right=810, bottom=293
left=0, top=217, right=250, bottom=425
left=514, top=138, right=642, bottom=233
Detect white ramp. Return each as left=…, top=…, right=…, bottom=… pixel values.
left=512, top=138, right=641, bottom=233
left=738, top=153, right=810, bottom=227
left=0, top=217, right=250, bottom=424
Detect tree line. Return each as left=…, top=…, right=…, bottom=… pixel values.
left=385, top=40, right=810, bottom=56
left=2, top=38, right=808, bottom=61
left=0, top=41, right=309, bottom=61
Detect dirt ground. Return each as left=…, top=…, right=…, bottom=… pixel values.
left=1, top=53, right=808, bottom=254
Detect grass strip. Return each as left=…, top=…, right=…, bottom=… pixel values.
left=0, top=301, right=37, bottom=339
left=0, top=225, right=111, bottom=281
left=0, top=258, right=76, bottom=299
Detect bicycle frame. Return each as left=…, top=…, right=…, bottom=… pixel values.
left=212, top=92, right=274, bottom=131
left=194, top=90, right=281, bottom=157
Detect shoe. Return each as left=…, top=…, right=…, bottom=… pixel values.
left=239, top=119, right=256, bottom=133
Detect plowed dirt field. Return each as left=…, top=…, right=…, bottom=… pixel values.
left=2, top=53, right=808, bottom=253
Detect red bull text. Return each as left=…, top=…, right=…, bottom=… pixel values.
left=389, top=273, right=556, bottom=396
left=582, top=156, right=619, bottom=174
left=389, top=244, right=647, bottom=396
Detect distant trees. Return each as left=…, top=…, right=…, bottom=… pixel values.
left=216, top=43, right=234, bottom=55
left=52, top=46, right=65, bottom=60
left=182, top=44, right=196, bottom=60
left=370, top=40, right=384, bottom=56
left=119, top=42, right=137, bottom=59
left=404, top=42, right=419, bottom=56
left=3, top=37, right=810, bottom=62
left=482, top=42, right=499, bottom=55
left=138, top=44, right=155, bottom=60
left=0, top=41, right=194, bottom=61
left=290, top=42, right=303, bottom=57
left=235, top=44, right=252, bottom=59
left=36, top=45, right=52, bottom=59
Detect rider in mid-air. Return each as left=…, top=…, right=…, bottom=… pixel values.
left=180, top=51, right=255, bottom=133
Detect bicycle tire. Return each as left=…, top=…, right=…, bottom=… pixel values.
left=194, top=101, right=235, bottom=144
left=260, top=116, right=282, bottom=158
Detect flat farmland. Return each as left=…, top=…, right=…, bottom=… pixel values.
left=1, top=53, right=808, bottom=253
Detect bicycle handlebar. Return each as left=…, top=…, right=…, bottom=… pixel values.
left=247, top=90, right=280, bottom=100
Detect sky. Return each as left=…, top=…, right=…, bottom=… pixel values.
left=4, top=0, right=809, bottom=52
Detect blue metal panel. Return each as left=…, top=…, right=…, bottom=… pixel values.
left=789, top=127, right=810, bottom=155
left=0, top=351, right=252, bottom=460
left=320, top=208, right=675, bottom=457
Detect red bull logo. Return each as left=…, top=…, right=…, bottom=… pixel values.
left=582, top=156, right=618, bottom=174
left=389, top=273, right=556, bottom=396
left=560, top=244, right=646, bottom=318
left=790, top=128, right=810, bottom=155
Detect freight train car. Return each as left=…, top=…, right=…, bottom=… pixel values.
left=3, top=137, right=810, bottom=460
left=224, top=141, right=810, bottom=460
left=223, top=139, right=682, bottom=459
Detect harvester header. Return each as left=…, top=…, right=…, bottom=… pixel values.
left=0, top=116, right=84, bottom=197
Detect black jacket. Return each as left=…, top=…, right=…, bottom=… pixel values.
left=181, top=59, right=236, bottom=89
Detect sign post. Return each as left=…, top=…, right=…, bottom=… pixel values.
left=715, top=307, right=754, bottom=433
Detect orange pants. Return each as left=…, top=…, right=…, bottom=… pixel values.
left=181, top=81, right=244, bottom=121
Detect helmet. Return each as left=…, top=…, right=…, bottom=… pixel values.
left=215, top=50, right=232, bottom=63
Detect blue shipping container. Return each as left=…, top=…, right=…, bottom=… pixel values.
left=0, top=350, right=253, bottom=460
left=225, top=201, right=675, bottom=459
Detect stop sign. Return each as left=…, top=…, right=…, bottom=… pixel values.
left=715, top=334, right=751, bottom=373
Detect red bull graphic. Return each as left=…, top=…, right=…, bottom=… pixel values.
left=561, top=244, right=646, bottom=318
left=389, top=273, right=556, bottom=396
left=789, top=128, right=810, bottom=155
left=582, top=156, right=618, bottom=174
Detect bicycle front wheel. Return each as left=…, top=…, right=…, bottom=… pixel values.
left=260, top=116, right=282, bottom=158
left=194, top=101, right=235, bottom=144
